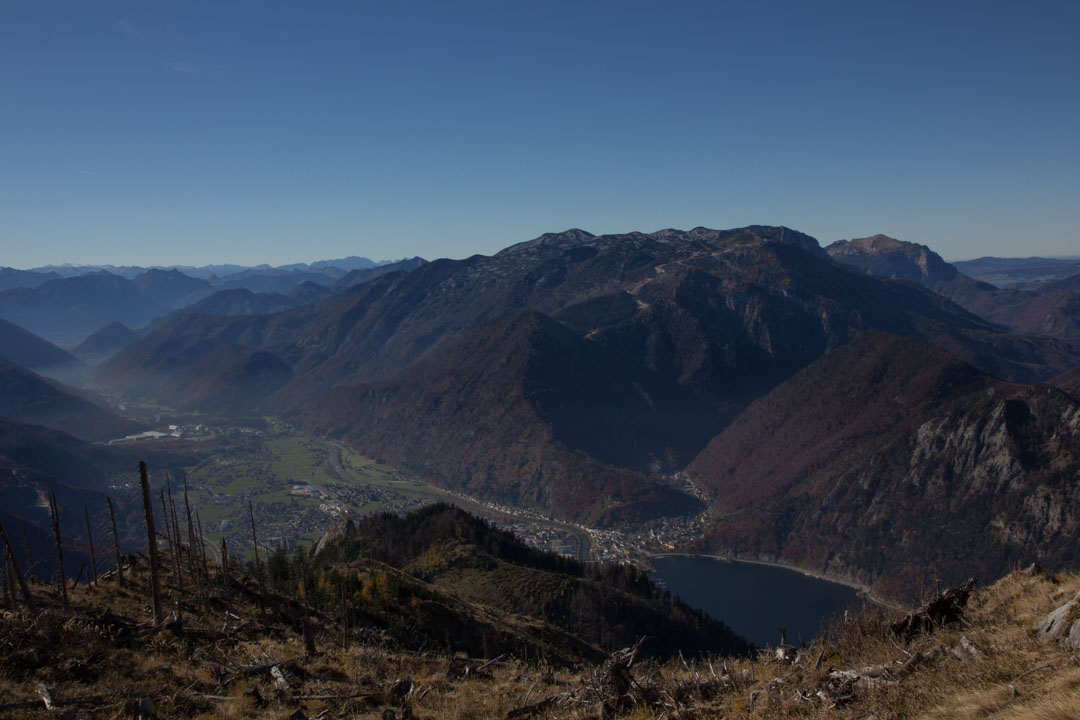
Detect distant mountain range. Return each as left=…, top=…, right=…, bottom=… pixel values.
left=0, top=266, right=61, bottom=292
left=97, top=226, right=1080, bottom=541
left=953, top=256, right=1080, bottom=290
left=8, top=224, right=1080, bottom=603
left=0, top=257, right=426, bottom=347
left=132, top=268, right=215, bottom=309
left=827, top=235, right=1080, bottom=349
left=0, top=272, right=162, bottom=347
left=20, top=255, right=395, bottom=279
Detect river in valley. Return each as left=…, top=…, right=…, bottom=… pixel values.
left=649, top=555, right=861, bottom=648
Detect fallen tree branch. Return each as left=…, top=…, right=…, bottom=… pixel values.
left=114, top=619, right=185, bottom=646
left=1011, top=657, right=1072, bottom=682
left=476, top=654, right=507, bottom=673
left=294, top=692, right=382, bottom=701
left=506, top=694, right=562, bottom=719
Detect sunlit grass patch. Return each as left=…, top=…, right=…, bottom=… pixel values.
left=219, top=475, right=259, bottom=494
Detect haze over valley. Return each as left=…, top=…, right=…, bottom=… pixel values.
left=4, top=2, right=1080, bottom=717
left=4, top=225, right=1080, bottom=608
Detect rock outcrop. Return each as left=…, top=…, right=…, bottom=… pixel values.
left=1039, top=590, right=1080, bottom=650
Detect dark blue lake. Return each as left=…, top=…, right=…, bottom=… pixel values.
left=649, top=555, right=861, bottom=648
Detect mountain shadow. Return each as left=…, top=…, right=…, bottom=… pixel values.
left=301, top=309, right=705, bottom=524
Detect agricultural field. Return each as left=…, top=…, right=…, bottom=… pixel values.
left=121, top=418, right=591, bottom=566
left=177, top=425, right=434, bottom=559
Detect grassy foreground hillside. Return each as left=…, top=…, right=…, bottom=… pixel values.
left=3, top=542, right=1079, bottom=719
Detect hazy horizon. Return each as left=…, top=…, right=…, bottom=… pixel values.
left=5, top=228, right=1080, bottom=273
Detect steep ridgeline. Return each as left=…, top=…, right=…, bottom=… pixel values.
left=216, top=267, right=347, bottom=294
left=1041, top=273, right=1080, bottom=294
left=100, top=227, right=1080, bottom=523
left=136, top=288, right=319, bottom=341
left=73, top=322, right=140, bottom=364
left=287, top=280, right=335, bottom=304
left=1053, top=365, right=1080, bottom=397
left=0, top=317, right=86, bottom=383
left=0, top=416, right=154, bottom=580
left=827, top=235, right=1080, bottom=350
left=0, top=356, right=142, bottom=441
left=131, top=268, right=214, bottom=309
left=332, top=256, right=427, bottom=288
left=310, top=504, right=752, bottom=660
left=688, top=330, right=1080, bottom=604
left=0, top=266, right=60, bottom=292
left=170, top=288, right=298, bottom=317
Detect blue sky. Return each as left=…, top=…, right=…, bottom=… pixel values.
left=2, top=1, right=1077, bottom=267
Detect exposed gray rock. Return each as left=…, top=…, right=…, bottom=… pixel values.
left=1038, top=590, right=1080, bottom=650
left=310, top=517, right=357, bottom=558
left=951, top=636, right=984, bottom=661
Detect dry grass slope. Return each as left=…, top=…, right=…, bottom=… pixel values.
left=2, top=552, right=1080, bottom=719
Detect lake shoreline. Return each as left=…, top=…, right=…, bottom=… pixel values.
left=650, top=552, right=907, bottom=612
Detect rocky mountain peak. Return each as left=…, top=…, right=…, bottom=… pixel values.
left=843, top=234, right=905, bottom=252
left=826, top=234, right=958, bottom=284
left=742, top=225, right=825, bottom=256
left=497, top=228, right=597, bottom=256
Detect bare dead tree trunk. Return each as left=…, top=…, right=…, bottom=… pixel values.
left=182, top=476, right=204, bottom=608
left=22, top=528, right=34, bottom=582
left=159, top=491, right=172, bottom=563
left=165, top=482, right=185, bottom=593
left=161, top=486, right=183, bottom=598
left=221, top=537, right=231, bottom=612
left=341, top=582, right=349, bottom=650
left=139, top=461, right=164, bottom=625
left=158, top=487, right=172, bottom=556
left=160, top=483, right=184, bottom=622
left=72, top=563, right=86, bottom=589
left=107, top=498, right=123, bottom=586
left=249, top=500, right=265, bottom=617
left=2, top=551, right=13, bottom=609
left=303, top=616, right=317, bottom=657
left=7, top=553, right=22, bottom=609
left=84, top=506, right=98, bottom=585
left=49, top=492, right=69, bottom=609
left=167, top=480, right=181, bottom=553
left=0, top=519, right=35, bottom=609
left=220, top=537, right=229, bottom=589
left=196, top=511, right=211, bottom=604
left=161, top=479, right=177, bottom=567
